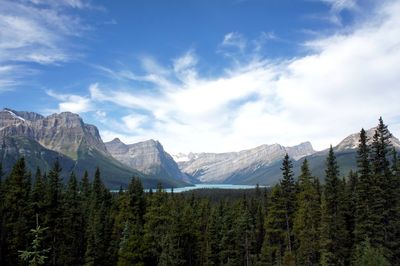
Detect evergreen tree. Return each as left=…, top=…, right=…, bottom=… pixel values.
left=44, top=159, right=63, bottom=265
left=320, top=146, right=349, bottom=265
left=234, top=198, right=256, bottom=265
left=60, top=172, right=85, bottom=265
left=84, top=167, right=113, bottom=265
left=117, top=177, right=146, bottom=265
left=279, top=154, right=296, bottom=257
left=2, top=158, right=32, bottom=264
left=206, top=203, right=223, bottom=265
left=31, top=168, right=47, bottom=221
left=369, top=117, right=396, bottom=259
left=343, top=170, right=358, bottom=254
left=293, top=159, right=321, bottom=265
left=353, top=239, right=390, bottom=266
left=18, top=215, right=50, bottom=266
left=143, top=186, right=171, bottom=265
left=261, top=184, right=286, bottom=265
left=355, top=128, right=374, bottom=244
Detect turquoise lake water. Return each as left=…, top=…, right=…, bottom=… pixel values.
left=155, top=184, right=267, bottom=193
left=111, top=184, right=268, bottom=193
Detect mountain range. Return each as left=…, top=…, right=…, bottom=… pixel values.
left=1, top=108, right=399, bottom=188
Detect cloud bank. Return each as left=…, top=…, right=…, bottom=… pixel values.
left=47, top=0, right=400, bottom=153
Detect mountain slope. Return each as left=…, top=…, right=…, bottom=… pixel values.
left=244, top=127, right=400, bottom=185
left=178, top=142, right=315, bottom=184
left=0, top=108, right=180, bottom=188
left=105, top=138, right=192, bottom=186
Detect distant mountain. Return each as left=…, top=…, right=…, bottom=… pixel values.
left=175, top=128, right=400, bottom=185
left=242, top=128, right=400, bottom=185
left=0, top=108, right=180, bottom=188
left=2, top=107, right=398, bottom=188
left=105, top=138, right=192, bottom=187
left=177, top=142, right=315, bottom=184
left=289, top=127, right=400, bottom=182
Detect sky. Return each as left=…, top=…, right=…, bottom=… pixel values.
left=1, top=0, right=400, bottom=154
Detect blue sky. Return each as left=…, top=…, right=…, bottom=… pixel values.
left=1, top=0, right=399, bottom=153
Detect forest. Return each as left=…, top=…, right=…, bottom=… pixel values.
left=0, top=117, right=399, bottom=266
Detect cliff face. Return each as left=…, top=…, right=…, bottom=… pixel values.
left=177, top=142, right=315, bottom=183
left=105, top=138, right=192, bottom=185
left=0, top=109, right=145, bottom=188
left=0, top=109, right=108, bottom=160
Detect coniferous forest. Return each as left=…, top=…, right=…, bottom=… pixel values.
left=0, top=118, right=399, bottom=266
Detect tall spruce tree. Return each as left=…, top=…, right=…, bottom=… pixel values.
left=117, top=177, right=146, bottom=265
left=2, top=158, right=32, bottom=265
left=279, top=153, right=296, bottom=258
left=293, top=159, right=321, bottom=265
left=261, top=184, right=287, bottom=265
left=60, top=172, right=85, bottom=265
left=31, top=168, right=47, bottom=221
left=85, top=167, right=113, bottom=265
left=355, top=128, right=374, bottom=245
left=44, top=159, right=63, bottom=266
left=369, top=117, right=396, bottom=260
left=344, top=170, right=358, bottom=254
left=320, top=146, right=349, bottom=265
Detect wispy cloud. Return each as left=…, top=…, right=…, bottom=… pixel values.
left=318, top=0, right=359, bottom=25
left=0, top=0, right=91, bottom=89
left=50, top=0, right=400, bottom=154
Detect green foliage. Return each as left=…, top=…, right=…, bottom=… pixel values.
left=18, top=215, right=50, bottom=266
left=84, top=167, right=114, bottom=265
left=1, top=117, right=399, bottom=266
left=2, top=158, right=32, bottom=265
left=353, top=239, right=390, bottom=266
left=320, top=146, right=349, bottom=265
left=293, top=159, right=321, bottom=265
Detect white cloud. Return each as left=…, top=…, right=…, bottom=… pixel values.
left=319, top=0, right=359, bottom=24
left=46, top=90, right=92, bottom=113
left=0, top=0, right=89, bottom=89
left=220, top=32, right=247, bottom=52
left=54, top=0, right=400, bottom=154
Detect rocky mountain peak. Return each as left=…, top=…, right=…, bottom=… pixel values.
left=0, top=108, right=109, bottom=159
left=110, top=137, right=123, bottom=143
left=105, top=138, right=191, bottom=184
left=336, top=127, right=400, bottom=151
left=3, top=108, right=44, bottom=122
left=286, top=141, right=315, bottom=160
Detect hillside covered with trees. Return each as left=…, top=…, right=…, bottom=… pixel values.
left=0, top=118, right=399, bottom=265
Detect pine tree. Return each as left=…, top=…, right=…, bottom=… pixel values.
left=2, top=158, right=32, bottom=264
left=293, top=159, right=321, bottom=265
left=18, top=214, right=50, bottom=266
left=31, top=168, right=47, bottom=221
left=85, top=167, right=113, bottom=265
left=320, top=146, right=349, bottom=265
left=344, top=170, right=358, bottom=253
left=234, top=198, right=256, bottom=266
left=369, top=117, right=395, bottom=259
left=260, top=184, right=286, bottom=265
left=44, top=159, right=63, bottom=265
left=117, top=177, right=146, bottom=265
left=143, top=186, right=172, bottom=265
left=60, top=172, right=85, bottom=265
left=355, top=128, right=374, bottom=244
left=279, top=154, right=296, bottom=258
left=353, top=239, right=390, bottom=266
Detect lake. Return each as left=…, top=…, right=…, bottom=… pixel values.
left=156, top=184, right=267, bottom=193
left=111, top=184, right=268, bottom=193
